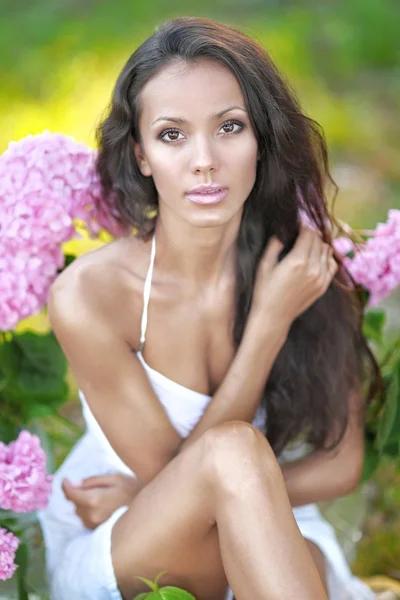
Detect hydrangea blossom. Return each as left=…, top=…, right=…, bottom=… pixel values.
left=0, top=131, right=128, bottom=331
left=334, top=210, right=400, bottom=306
left=0, top=430, right=52, bottom=513
left=0, top=528, right=19, bottom=581
left=333, top=236, right=355, bottom=257
left=0, top=244, right=65, bottom=332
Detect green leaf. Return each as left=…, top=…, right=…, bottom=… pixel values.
left=23, top=392, right=68, bottom=420
left=0, top=335, right=22, bottom=378
left=159, top=586, right=196, bottom=600
left=134, top=576, right=160, bottom=593
left=387, top=360, right=400, bottom=446
left=362, top=436, right=380, bottom=482
left=0, top=515, right=19, bottom=532
left=15, top=542, right=29, bottom=600
left=133, top=588, right=196, bottom=600
left=375, top=367, right=399, bottom=453
left=0, top=420, right=20, bottom=444
left=132, top=572, right=196, bottom=600
left=61, top=254, right=76, bottom=269
left=363, top=309, right=386, bottom=344
left=154, top=571, right=167, bottom=586
left=0, top=331, right=69, bottom=422
left=13, top=330, right=67, bottom=379
left=2, top=377, right=68, bottom=421
left=381, top=441, right=400, bottom=458
left=380, top=335, right=400, bottom=370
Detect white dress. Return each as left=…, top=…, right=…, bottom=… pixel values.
left=38, top=234, right=375, bottom=600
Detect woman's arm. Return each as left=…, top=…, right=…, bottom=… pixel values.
left=178, top=226, right=337, bottom=453
left=281, top=390, right=365, bottom=506
left=51, top=226, right=334, bottom=491
left=49, top=263, right=287, bottom=484
left=48, top=261, right=182, bottom=486
left=178, top=314, right=365, bottom=507
left=178, top=310, right=288, bottom=452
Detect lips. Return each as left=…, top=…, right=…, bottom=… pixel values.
left=185, top=184, right=229, bottom=205
left=185, top=188, right=228, bottom=205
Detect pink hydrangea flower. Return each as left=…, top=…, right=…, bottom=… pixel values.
left=335, top=210, right=400, bottom=306
left=0, top=131, right=128, bottom=330
left=0, top=528, right=19, bottom=581
left=333, top=236, right=355, bottom=256
left=0, top=244, right=65, bottom=331
left=0, top=430, right=52, bottom=513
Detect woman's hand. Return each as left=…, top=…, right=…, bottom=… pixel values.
left=252, top=225, right=338, bottom=326
left=62, top=473, right=141, bottom=530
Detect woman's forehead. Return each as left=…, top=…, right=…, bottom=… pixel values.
left=139, top=60, right=246, bottom=125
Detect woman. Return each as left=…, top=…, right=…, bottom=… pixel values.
left=38, top=16, right=380, bottom=600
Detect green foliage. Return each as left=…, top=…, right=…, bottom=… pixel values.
left=362, top=307, right=400, bottom=480
left=376, top=367, right=399, bottom=452
left=353, top=461, right=400, bottom=578
left=0, top=2, right=399, bottom=594
left=362, top=438, right=381, bottom=482
left=133, top=572, right=196, bottom=600
left=15, top=543, right=29, bottom=600
left=363, top=309, right=386, bottom=344
left=0, top=330, right=69, bottom=442
left=61, top=253, right=76, bottom=270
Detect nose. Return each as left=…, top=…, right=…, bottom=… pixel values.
left=190, top=135, right=219, bottom=175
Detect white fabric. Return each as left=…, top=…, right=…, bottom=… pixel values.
left=139, top=232, right=156, bottom=351
left=38, top=233, right=375, bottom=600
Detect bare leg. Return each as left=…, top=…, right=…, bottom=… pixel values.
left=112, top=421, right=328, bottom=600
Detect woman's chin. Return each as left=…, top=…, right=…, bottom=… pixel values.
left=186, top=212, right=234, bottom=228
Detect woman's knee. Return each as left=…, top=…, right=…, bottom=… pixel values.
left=201, top=421, right=279, bottom=491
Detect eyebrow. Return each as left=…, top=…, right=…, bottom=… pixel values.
left=151, top=106, right=247, bottom=126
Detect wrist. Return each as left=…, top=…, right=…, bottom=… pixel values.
left=247, top=309, right=290, bottom=343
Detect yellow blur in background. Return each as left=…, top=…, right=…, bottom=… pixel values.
left=1, top=0, right=400, bottom=593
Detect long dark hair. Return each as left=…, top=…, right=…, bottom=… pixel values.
left=95, top=16, right=381, bottom=455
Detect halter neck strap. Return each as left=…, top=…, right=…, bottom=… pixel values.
left=139, top=233, right=156, bottom=352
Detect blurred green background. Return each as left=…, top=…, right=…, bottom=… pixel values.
left=1, top=0, right=400, bottom=595
left=2, top=0, right=399, bottom=227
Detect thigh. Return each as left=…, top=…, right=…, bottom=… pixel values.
left=111, top=431, right=228, bottom=600
left=228, top=540, right=328, bottom=600
left=221, top=539, right=328, bottom=600
left=111, top=424, right=329, bottom=600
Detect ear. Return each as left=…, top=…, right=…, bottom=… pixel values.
left=132, top=138, right=152, bottom=177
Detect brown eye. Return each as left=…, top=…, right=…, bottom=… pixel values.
left=222, top=122, right=235, bottom=133
left=165, top=131, right=180, bottom=141
left=220, top=120, right=245, bottom=135
left=159, top=128, right=183, bottom=143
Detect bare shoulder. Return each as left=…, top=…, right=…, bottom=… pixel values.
left=49, top=235, right=151, bottom=338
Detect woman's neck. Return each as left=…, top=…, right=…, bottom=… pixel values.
left=153, top=216, right=240, bottom=289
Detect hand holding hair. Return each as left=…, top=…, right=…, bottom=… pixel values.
left=252, top=224, right=338, bottom=325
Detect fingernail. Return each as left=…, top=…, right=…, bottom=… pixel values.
left=70, top=480, right=82, bottom=487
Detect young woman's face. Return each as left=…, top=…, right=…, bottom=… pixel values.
left=134, top=59, right=259, bottom=228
